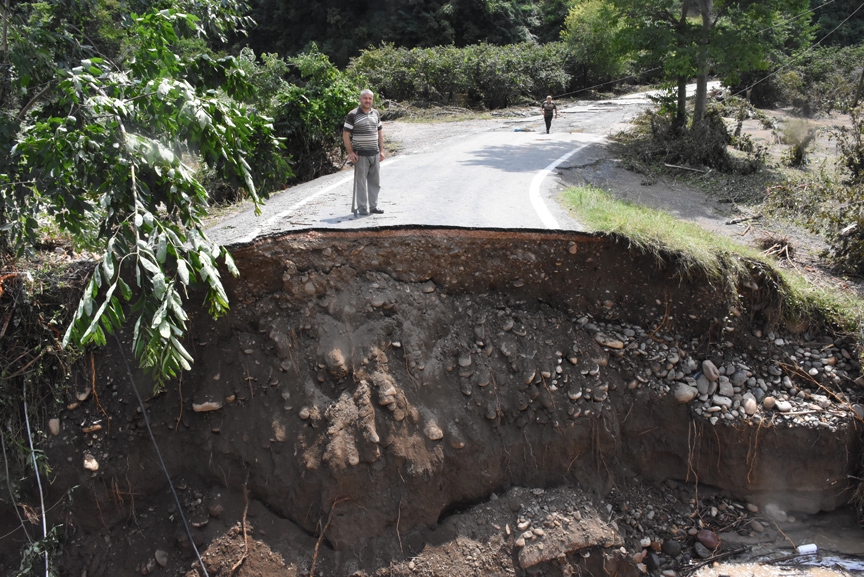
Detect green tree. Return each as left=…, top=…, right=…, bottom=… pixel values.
left=811, top=0, right=864, bottom=47
left=1, top=4, right=283, bottom=386
left=245, top=0, right=547, bottom=66
left=561, top=0, right=626, bottom=86
left=610, top=0, right=812, bottom=127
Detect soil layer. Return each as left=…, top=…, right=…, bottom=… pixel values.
left=1, top=228, right=861, bottom=577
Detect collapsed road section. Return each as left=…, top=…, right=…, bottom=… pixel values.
left=21, top=227, right=863, bottom=576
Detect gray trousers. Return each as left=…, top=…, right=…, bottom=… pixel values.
left=353, top=154, right=381, bottom=210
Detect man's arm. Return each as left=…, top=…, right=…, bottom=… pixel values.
left=343, top=130, right=357, bottom=163
left=378, top=126, right=385, bottom=161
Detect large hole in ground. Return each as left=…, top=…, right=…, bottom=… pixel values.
left=21, top=228, right=864, bottom=577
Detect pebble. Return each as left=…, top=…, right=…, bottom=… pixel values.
left=595, top=333, right=624, bottom=349
left=774, top=400, right=792, bottom=413
left=750, top=520, right=764, bottom=532
left=83, top=454, right=99, bottom=471
left=661, top=540, right=682, bottom=556
left=743, top=398, right=757, bottom=415
left=711, top=394, right=732, bottom=409
left=645, top=551, right=660, bottom=571
left=674, top=384, right=698, bottom=404
left=695, top=374, right=710, bottom=395
left=702, top=360, right=720, bottom=382
left=192, top=401, right=222, bottom=413
left=154, top=550, right=168, bottom=568
left=48, top=418, right=60, bottom=436
left=763, top=396, right=776, bottom=410
left=696, top=529, right=719, bottom=549
left=423, top=420, right=444, bottom=441
left=693, top=542, right=712, bottom=559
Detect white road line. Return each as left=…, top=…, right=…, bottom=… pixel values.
left=239, top=156, right=405, bottom=241
left=529, top=136, right=605, bottom=229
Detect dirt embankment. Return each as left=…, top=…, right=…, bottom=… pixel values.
left=2, top=228, right=862, bottom=577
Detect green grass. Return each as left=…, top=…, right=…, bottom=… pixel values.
left=562, top=184, right=864, bottom=335
left=562, top=185, right=759, bottom=278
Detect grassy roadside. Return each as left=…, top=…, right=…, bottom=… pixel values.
left=561, top=184, right=864, bottom=338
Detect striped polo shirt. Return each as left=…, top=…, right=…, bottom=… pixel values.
left=343, top=107, right=382, bottom=156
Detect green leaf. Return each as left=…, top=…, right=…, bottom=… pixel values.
left=158, top=319, right=171, bottom=339
left=117, top=277, right=132, bottom=300
left=224, top=249, right=239, bottom=277
left=176, top=259, right=190, bottom=285
left=139, top=256, right=161, bottom=275
left=156, top=235, right=167, bottom=263
left=80, top=283, right=118, bottom=344
left=196, top=109, right=211, bottom=129
left=151, top=273, right=167, bottom=300
left=102, top=251, right=115, bottom=279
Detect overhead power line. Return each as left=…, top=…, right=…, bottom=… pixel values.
left=733, top=0, right=864, bottom=98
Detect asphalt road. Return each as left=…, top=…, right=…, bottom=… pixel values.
left=208, top=83, right=718, bottom=245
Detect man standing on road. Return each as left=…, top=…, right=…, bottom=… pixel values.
left=540, top=95, right=558, bottom=134
left=343, top=89, right=385, bottom=216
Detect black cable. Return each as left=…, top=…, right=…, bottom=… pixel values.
left=113, top=334, right=211, bottom=577
left=552, top=67, right=663, bottom=100
left=732, top=0, right=864, bottom=98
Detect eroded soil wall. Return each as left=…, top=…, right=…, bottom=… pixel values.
left=33, top=229, right=861, bottom=566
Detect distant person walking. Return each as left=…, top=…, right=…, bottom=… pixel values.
left=343, top=89, right=385, bottom=216
left=540, top=95, right=558, bottom=134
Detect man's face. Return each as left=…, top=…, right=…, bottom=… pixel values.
left=546, top=97, right=552, bottom=102
left=360, top=93, right=374, bottom=110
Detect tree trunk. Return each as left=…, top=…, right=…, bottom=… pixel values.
left=674, top=2, right=689, bottom=128
left=692, top=0, right=713, bottom=127
left=676, top=76, right=687, bottom=128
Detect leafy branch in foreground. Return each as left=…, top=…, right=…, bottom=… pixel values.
left=2, top=7, right=283, bottom=387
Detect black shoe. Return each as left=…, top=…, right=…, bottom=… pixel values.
left=370, top=207, right=384, bottom=214
left=358, top=208, right=369, bottom=216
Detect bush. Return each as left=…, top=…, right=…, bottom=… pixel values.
left=621, top=107, right=763, bottom=174
left=833, top=105, right=864, bottom=185
left=764, top=107, right=864, bottom=275
left=348, top=42, right=575, bottom=109
left=823, top=106, right=864, bottom=273
left=743, top=44, right=864, bottom=114
left=780, top=119, right=816, bottom=167
left=237, top=46, right=360, bottom=184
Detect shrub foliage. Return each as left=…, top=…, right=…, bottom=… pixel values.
left=348, top=42, right=578, bottom=109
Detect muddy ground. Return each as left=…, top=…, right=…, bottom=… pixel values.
left=2, top=100, right=864, bottom=577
